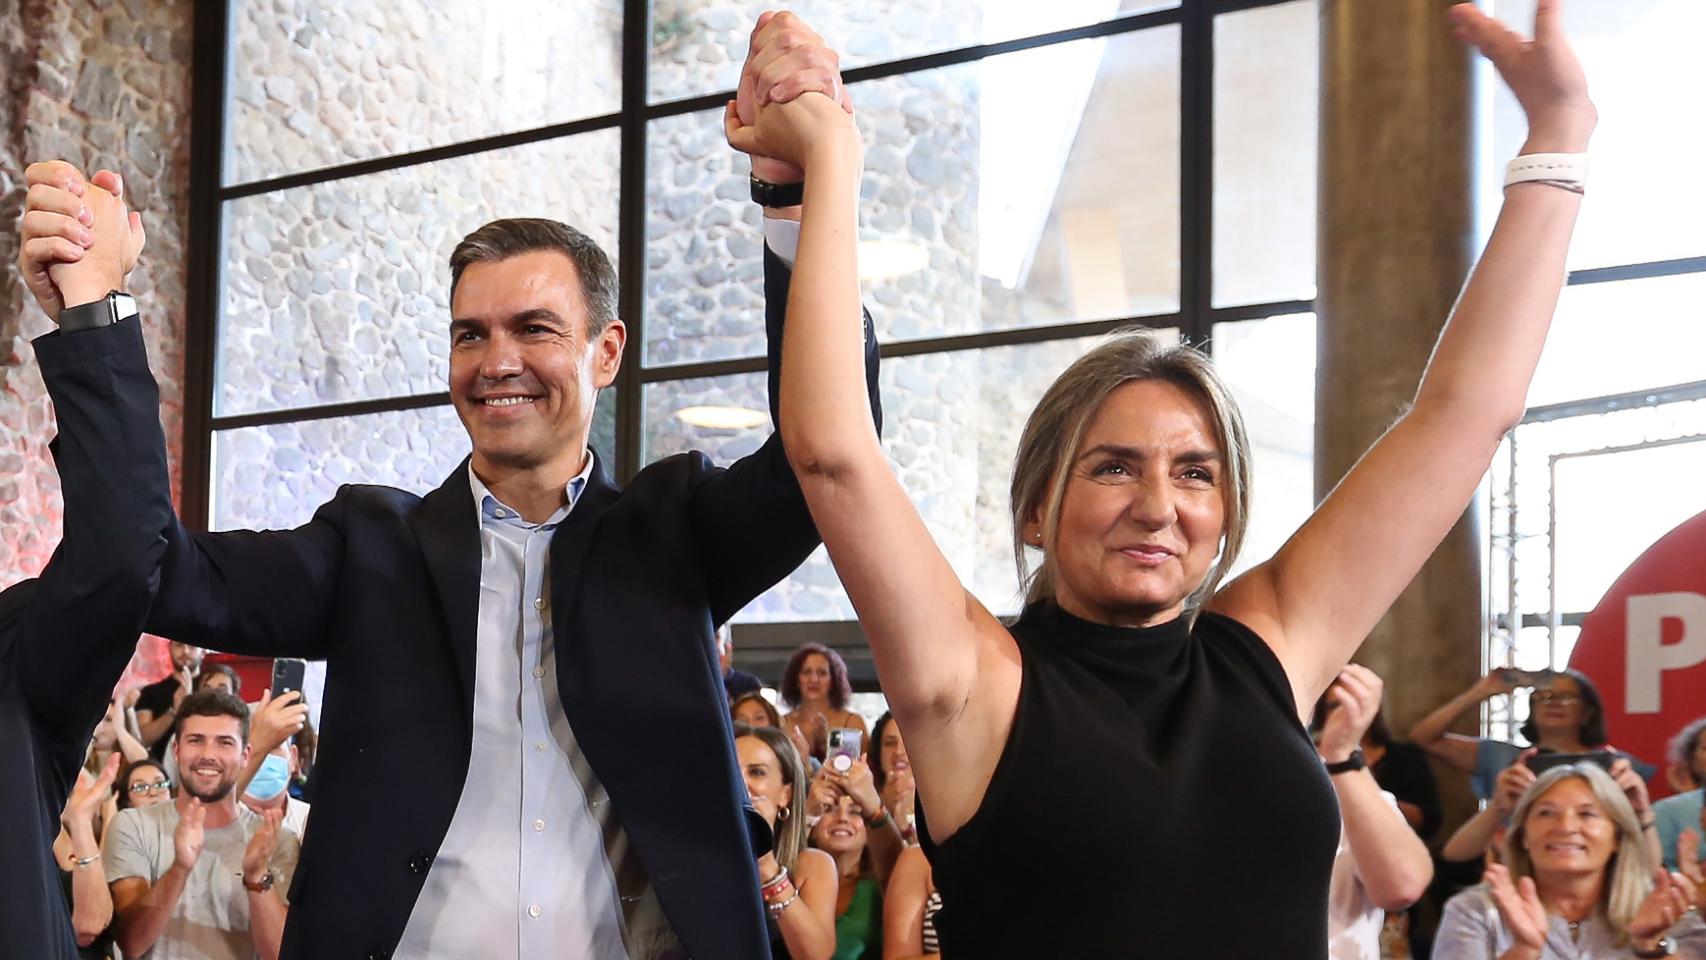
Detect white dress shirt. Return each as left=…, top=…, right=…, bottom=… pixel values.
left=394, top=453, right=676, bottom=959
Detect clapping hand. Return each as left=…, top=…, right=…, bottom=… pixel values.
left=62, top=752, right=120, bottom=834
left=1485, top=863, right=1548, bottom=955
left=1630, top=868, right=1698, bottom=944
left=1317, top=664, right=1383, bottom=764
left=242, top=806, right=284, bottom=889
left=174, top=799, right=207, bottom=870
left=1680, top=829, right=1705, bottom=911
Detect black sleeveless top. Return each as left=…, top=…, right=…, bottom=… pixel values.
left=917, top=603, right=1339, bottom=957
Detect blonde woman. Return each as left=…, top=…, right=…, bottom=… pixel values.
left=726, top=1, right=1599, bottom=953
left=1433, top=764, right=1706, bottom=958
left=736, top=723, right=838, bottom=960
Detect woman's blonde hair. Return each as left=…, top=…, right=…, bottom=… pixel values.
left=734, top=723, right=809, bottom=874
left=1009, top=329, right=1252, bottom=612
left=1502, top=763, right=1656, bottom=943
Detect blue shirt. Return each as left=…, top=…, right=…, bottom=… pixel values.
left=1654, top=787, right=1706, bottom=871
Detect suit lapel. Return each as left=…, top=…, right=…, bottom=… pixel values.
left=548, top=448, right=621, bottom=621
left=409, top=459, right=482, bottom=715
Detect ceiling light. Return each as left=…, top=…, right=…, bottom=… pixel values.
left=675, top=405, right=769, bottom=430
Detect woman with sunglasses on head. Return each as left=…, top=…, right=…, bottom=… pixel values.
left=725, top=0, right=1596, bottom=952
left=737, top=723, right=839, bottom=960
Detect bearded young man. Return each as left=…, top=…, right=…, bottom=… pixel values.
left=103, top=689, right=298, bottom=960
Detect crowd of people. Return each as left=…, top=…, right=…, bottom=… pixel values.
left=6, top=0, right=1706, bottom=957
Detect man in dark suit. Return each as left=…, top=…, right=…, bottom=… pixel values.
left=4, top=171, right=172, bottom=960
left=24, top=15, right=868, bottom=960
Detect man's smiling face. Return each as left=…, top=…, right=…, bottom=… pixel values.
left=447, top=250, right=623, bottom=478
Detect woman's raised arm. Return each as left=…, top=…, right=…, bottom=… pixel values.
left=1213, top=0, right=1596, bottom=707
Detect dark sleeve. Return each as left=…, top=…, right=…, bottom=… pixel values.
left=688, top=245, right=882, bottom=623
left=17, top=319, right=172, bottom=751
left=132, top=677, right=176, bottom=716
left=1375, top=741, right=1443, bottom=840
left=143, top=495, right=349, bottom=661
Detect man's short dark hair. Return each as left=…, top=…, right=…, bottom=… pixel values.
left=448, top=218, right=619, bottom=336
left=173, top=688, right=250, bottom=744
left=194, top=663, right=242, bottom=698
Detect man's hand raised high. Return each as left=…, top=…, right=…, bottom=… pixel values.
left=20, top=161, right=145, bottom=321
left=736, top=12, right=854, bottom=186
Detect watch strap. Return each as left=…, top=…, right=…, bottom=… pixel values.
left=240, top=870, right=275, bottom=893
left=57, top=291, right=137, bottom=333
left=750, top=175, right=804, bottom=208
left=1633, top=938, right=1675, bottom=958
left=1324, top=748, right=1366, bottom=776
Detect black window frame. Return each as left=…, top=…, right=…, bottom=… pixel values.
left=183, top=0, right=1323, bottom=531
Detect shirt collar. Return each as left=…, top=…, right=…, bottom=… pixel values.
left=467, top=450, right=595, bottom=530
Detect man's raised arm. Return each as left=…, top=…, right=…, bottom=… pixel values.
left=13, top=162, right=171, bottom=750
left=20, top=161, right=342, bottom=664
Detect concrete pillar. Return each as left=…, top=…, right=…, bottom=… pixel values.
left=1316, top=0, right=1481, bottom=831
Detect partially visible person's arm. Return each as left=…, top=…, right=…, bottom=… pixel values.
left=772, top=847, right=838, bottom=960
left=1409, top=675, right=1514, bottom=775
left=1443, top=754, right=1534, bottom=863
left=883, top=846, right=935, bottom=960
left=63, top=755, right=120, bottom=946
left=15, top=163, right=170, bottom=752
left=1319, top=667, right=1431, bottom=908
left=1210, top=2, right=1596, bottom=708
left=109, top=701, right=150, bottom=763
left=243, top=808, right=289, bottom=960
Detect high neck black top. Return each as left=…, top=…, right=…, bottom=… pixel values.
left=916, top=603, right=1339, bottom=957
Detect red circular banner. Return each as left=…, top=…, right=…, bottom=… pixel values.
left=1569, top=508, right=1706, bottom=799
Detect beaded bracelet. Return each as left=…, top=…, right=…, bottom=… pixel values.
left=766, top=887, right=801, bottom=918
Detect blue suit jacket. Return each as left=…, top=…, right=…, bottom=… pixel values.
left=145, top=250, right=880, bottom=959
left=0, top=320, right=171, bottom=960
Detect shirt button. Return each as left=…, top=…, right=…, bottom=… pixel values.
left=533, top=819, right=545, bottom=831
left=533, top=597, right=545, bottom=610
left=528, top=905, right=542, bottom=919
left=535, top=742, right=547, bottom=752
left=532, top=666, right=545, bottom=679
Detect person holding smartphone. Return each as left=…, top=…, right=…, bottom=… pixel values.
left=780, top=642, right=868, bottom=764
left=1410, top=668, right=1653, bottom=801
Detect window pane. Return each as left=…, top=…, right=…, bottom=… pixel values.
left=644, top=29, right=1181, bottom=366
left=225, top=0, right=624, bottom=185
left=1212, top=0, right=1318, bottom=308
left=643, top=330, right=1176, bottom=621
left=211, top=405, right=469, bottom=530
left=649, top=0, right=1178, bottom=103
left=1211, top=313, right=1316, bottom=579
left=216, top=131, right=620, bottom=417
left=1526, top=272, right=1706, bottom=408
left=1488, top=0, right=1706, bottom=270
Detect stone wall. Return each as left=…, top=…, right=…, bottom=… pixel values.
left=0, top=0, right=193, bottom=686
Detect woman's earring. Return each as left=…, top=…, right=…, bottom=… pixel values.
left=778, top=805, right=790, bottom=821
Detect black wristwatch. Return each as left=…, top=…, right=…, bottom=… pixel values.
left=749, top=175, right=804, bottom=208
left=1324, top=748, right=1366, bottom=776
left=58, top=291, right=137, bottom=333
left=1634, top=937, right=1677, bottom=958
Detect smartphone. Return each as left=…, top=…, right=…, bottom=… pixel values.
left=1498, top=668, right=1559, bottom=688
left=826, top=728, right=862, bottom=772
left=1525, top=750, right=1616, bottom=775
left=271, top=658, right=307, bottom=701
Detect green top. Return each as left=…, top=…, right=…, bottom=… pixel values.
left=833, top=875, right=883, bottom=960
